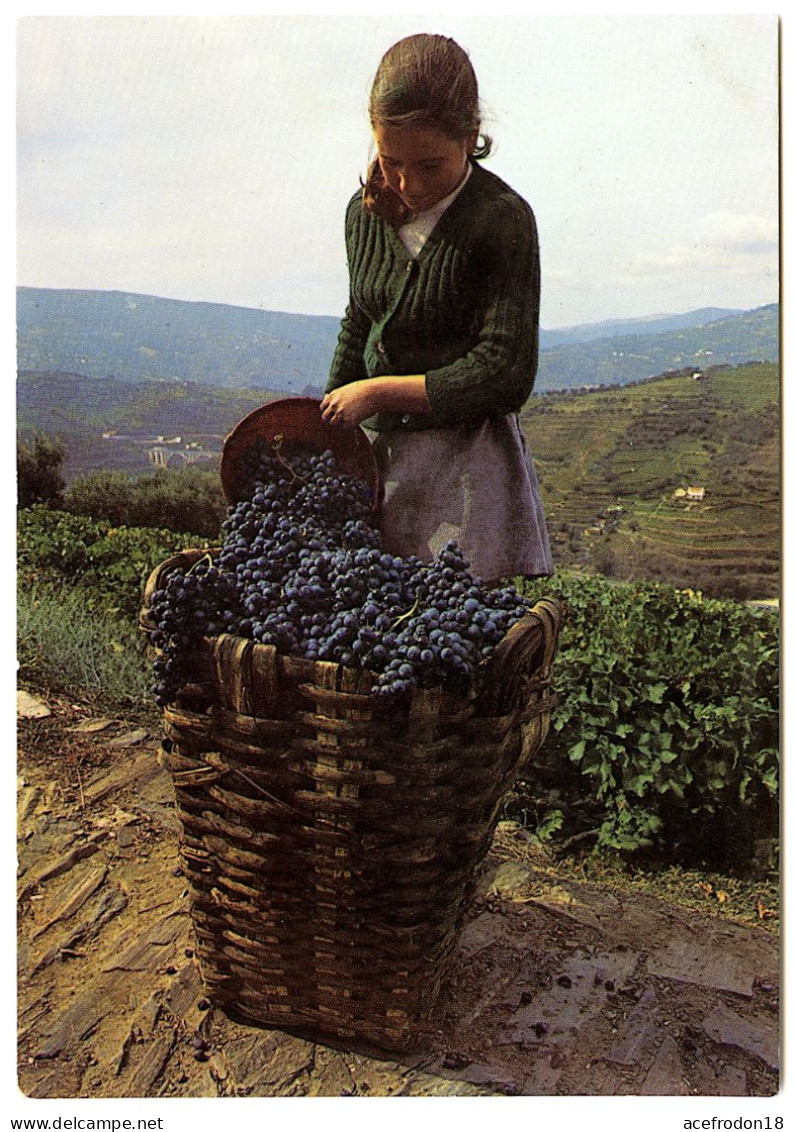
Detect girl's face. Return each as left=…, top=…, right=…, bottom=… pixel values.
left=374, top=122, right=475, bottom=214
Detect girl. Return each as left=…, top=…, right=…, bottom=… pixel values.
left=320, top=32, right=552, bottom=584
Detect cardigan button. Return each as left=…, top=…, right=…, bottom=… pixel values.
left=401, top=414, right=411, bottom=425
left=376, top=341, right=386, bottom=355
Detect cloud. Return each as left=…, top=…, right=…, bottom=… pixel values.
left=538, top=210, right=778, bottom=326
left=697, top=210, right=778, bottom=255
left=622, top=210, right=777, bottom=282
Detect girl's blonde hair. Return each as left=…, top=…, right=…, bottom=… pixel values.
left=363, top=34, right=492, bottom=223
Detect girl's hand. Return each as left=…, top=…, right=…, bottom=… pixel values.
left=321, top=375, right=431, bottom=426
left=320, top=381, right=378, bottom=426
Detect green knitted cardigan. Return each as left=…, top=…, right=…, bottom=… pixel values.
left=325, top=159, right=540, bottom=432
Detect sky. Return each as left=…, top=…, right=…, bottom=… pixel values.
left=15, top=12, right=779, bottom=330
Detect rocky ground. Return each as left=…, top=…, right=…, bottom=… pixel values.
left=17, top=690, right=780, bottom=1099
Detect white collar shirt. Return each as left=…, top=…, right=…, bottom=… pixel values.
left=397, top=162, right=473, bottom=259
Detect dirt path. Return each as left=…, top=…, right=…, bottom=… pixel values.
left=17, top=693, right=779, bottom=1098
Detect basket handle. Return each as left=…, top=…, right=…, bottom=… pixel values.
left=139, top=548, right=220, bottom=634
left=485, top=597, right=564, bottom=717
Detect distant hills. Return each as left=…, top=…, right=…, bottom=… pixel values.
left=17, top=372, right=282, bottom=479
left=537, top=304, right=779, bottom=392
left=537, top=307, right=744, bottom=349
left=17, top=371, right=274, bottom=439
left=16, top=287, right=779, bottom=396
left=16, top=288, right=338, bottom=396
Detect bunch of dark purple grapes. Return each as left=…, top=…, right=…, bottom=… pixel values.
left=146, top=439, right=530, bottom=705
left=147, top=553, right=242, bottom=706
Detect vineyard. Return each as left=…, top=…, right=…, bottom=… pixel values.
left=523, top=362, right=779, bottom=599
left=17, top=505, right=779, bottom=876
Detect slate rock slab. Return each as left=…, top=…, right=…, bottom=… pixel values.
left=646, top=933, right=774, bottom=998
left=702, top=1004, right=779, bottom=1070
left=18, top=691, right=51, bottom=719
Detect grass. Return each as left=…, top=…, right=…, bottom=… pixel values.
left=17, top=577, right=152, bottom=711
left=550, top=851, right=779, bottom=934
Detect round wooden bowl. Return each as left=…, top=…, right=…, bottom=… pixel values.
left=220, top=396, right=380, bottom=506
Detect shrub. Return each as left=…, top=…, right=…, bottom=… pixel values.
left=18, top=506, right=209, bottom=618
left=516, top=571, right=779, bottom=870
left=17, top=432, right=66, bottom=508
left=64, top=465, right=227, bottom=538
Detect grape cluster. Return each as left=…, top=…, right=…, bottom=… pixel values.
left=147, top=554, right=242, bottom=706
left=146, top=439, right=530, bottom=706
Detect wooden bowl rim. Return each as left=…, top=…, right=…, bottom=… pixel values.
left=220, top=396, right=379, bottom=505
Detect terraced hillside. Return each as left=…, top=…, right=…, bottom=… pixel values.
left=522, top=362, right=779, bottom=599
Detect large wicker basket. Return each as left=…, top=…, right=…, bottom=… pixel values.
left=141, top=550, right=562, bottom=1053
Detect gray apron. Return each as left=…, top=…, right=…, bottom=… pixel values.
left=368, top=413, right=553, bottom=584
